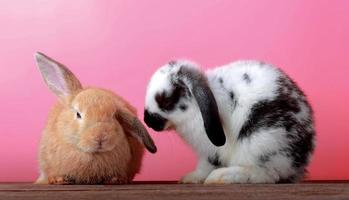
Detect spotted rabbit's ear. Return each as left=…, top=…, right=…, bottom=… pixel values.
left=35, top=52, right=82, bottom=99
left=176, top=64, right=226, bottom=146
left=116, top=109, right=157, bottom=153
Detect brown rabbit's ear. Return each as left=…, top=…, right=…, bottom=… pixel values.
left=116, top=109, right=157, bottom=153
left=35, top=52, right=82, bottom=99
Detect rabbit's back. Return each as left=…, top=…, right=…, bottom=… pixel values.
left=207, top=61, right=315, bottom=182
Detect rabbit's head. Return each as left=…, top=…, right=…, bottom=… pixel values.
left=144, top=60, right=226, bottom=146
left=36, top=52, right=156, bottom=153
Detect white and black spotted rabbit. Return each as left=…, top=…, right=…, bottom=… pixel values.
left=144, top=60, right=315, bottom=183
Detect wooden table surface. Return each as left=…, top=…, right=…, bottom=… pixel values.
left=0, top=182, right=348, bottom=200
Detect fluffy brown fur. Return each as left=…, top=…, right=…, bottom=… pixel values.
left=35, top=52, right=156, bottom=184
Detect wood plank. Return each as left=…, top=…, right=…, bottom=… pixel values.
left=0, top=183, right=348, bottom=200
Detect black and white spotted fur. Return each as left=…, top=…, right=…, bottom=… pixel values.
left=144, top=60, right=315, bottom=183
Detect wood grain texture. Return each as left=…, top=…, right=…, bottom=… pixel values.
left=0, top=182, right=348, bottom=200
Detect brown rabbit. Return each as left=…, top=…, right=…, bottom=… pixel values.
left=34, top=52, right=156, bottom=184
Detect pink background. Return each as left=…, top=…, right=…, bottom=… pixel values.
left=0, top=0, right=348, bottom=182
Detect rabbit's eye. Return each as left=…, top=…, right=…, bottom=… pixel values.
left=76, top=112, right=82, bottom=119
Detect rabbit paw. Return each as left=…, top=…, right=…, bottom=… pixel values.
left=103, top=177, right=130, bottom=185
left=204, top=167, right=250, bottom=184
left=48, top=176, right=75, bottom=185
left=179, top=171, right=208, bottom=184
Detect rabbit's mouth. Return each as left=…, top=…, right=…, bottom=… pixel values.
left=78, top=139, right=116, bottom=153
left=95, top=144, right=111, bottom=152
left=164, top=121, right=174, bottom=130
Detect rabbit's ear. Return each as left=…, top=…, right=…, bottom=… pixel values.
left=35, top=52, right=82, bottom=99
left=177, top=65, right=226, bottom=146
left=116, top=109, right=157, bottom=153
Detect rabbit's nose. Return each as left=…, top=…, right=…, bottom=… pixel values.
left=96, top=135, right=108, bottom=147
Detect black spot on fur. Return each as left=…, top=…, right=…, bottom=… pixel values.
left=239, top=75, right=315, bottom=173
left=229, top=91, right=238, bottom=110
left=229, top=91, right=235, bottom=100
left=155, top=82, right=188, bottom=112
left=208, top=153, right=222, bottom=167
left=239, top=96, right=300, bottom=139
left=179, top=104, right=187, bottom=111
left=259, top=151, right=277, bottom=164
left=283, top=127, right=315, bottom=169
left=218, top=78, right=237, bottom=110
left=243, top=73, right=251, bottom=83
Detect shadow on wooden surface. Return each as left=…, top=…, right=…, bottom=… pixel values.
left=0, top=182, right=348, bottom=200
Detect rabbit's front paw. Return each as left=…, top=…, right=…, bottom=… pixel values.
left=48, top=176, right=75, bottom=185
left=204, top=167, right=250, bottom=184
left=103, top=177, right=130, bottom=185
left=180, top=171, right=208, bottom=184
